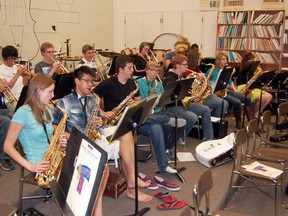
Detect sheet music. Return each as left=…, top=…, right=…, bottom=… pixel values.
left=242, top=161, right=283, bottom=178
left=66, top=139, right=102, bottom=216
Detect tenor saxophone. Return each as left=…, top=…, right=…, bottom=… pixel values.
left=83, top=93, right=102, bottom=141
left=104, top=79, right=139, bottom=126
left=35, top=101, right=69, bottom=188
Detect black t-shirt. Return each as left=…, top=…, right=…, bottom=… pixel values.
left=163, top=71, right=186, bottom=107
left=93, top=75, right=140, bottom=111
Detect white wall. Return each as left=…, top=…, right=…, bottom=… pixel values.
left=0, top=0, right=114, bottom=66
left=113, top=0, right=286, bottom=57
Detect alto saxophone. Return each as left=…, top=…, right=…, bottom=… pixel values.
left=104, top=79, right=139, bottom=126
left=238, top=65, right=263, bottom=95
left=83, top=93, right=102, bottom=141
left=35, top=101, right=69, bottom=188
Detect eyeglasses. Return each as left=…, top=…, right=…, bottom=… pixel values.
left=180, top=63, right=188, bottom=66
left=45, top=50, right=54, bottom=54
left=81, top=78, right=95, bottom=84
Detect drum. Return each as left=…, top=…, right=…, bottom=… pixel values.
left=130, top=47, right=138, bottom=55
left=153, top=49, right=167, bottom=65
left=153, top=33, right=186, bottom=51
left=121, top=48, right=131, bottom=56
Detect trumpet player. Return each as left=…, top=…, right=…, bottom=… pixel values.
left=34, top=42, right=64, bottom=78
left=0, top=45, right=29, bottom=114
left=77, top=44, right=97, bottom=73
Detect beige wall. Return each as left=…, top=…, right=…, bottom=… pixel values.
left=0, top=0, right=114, bottom=66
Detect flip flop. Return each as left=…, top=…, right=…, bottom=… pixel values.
left=153, top=191, right=177, bottom=203
left=157, top=200, right=187, bottom=210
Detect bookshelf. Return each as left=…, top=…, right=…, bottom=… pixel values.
left=217, top=10, right=285, bottom=71
left=281, top=16, right=288, bottom=72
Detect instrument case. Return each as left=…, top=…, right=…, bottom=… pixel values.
left=104, top=172, right=127, bottom=198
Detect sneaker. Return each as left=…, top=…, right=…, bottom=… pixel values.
left=138, top=173, right=159, bottom=190
left=165, top=166, right=177, bottom=174
left=178, top=137, right=185, bottom=145
left=154, top=176, right=180, bottom=191
left=166, top=150, right=177, bottom=162
left=0, top=159, right=15, bottom=171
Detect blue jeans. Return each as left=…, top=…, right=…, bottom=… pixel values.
left=0, top=109, right=11, bottom=160
left=188, top=103, right=214, bottom=140
left=138, top=113, right=184, bottom=173
left=227, top=91, right=252, bottom=112
left=204, top=95, right=229, bottom=118
left=166, top=106, right=198, bottom=136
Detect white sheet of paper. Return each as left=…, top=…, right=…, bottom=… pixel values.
left=177, top=152, right=196, bottom=162
left=66, top=139, right=102, bottom=216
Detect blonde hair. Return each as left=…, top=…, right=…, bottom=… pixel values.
left=25, top=74, right=55, bottom=123
left=215, top=52, right=228, bottom=69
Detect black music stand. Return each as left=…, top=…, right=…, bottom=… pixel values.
left=109, top=97, right=157, bottom=216
left=158, top=78, right=194, bottom=183
left=237, top=61, right=260, bottom=126
left=50, top=127, right=108, bottom=216
left=53, top=73, right=74, bottom=99
left=249, top=70, right=276, bottom=121
left=213, top=66, right=234, bottom=137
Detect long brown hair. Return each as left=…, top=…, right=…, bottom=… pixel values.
left=187, top=50, right=200, bottom=71
left=25, top=74, right=55, bottom=123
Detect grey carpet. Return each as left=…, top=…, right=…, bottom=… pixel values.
left=0, top=115, right=287, bottom=216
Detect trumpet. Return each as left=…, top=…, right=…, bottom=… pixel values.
left=16, top=63, right=34, bottom=80
left=51, top=56, right=70, bottom=74
left=0, top=77, right=18, bottom=103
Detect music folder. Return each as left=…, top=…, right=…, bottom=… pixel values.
left=53, top=73, right=75, bottom=99
left=50, top=127, right=108, bottom=216
left=238, top=60, right=260, bottom=81
left=213, top=66, right=234, bottom=94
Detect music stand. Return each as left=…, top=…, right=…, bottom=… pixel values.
left=109, top=96, right=157, bottom=216
left=50, top=127, right=108, bottom=216
left=213, top=66, right=234, bottom=137
left=53, top=73, right=75, bottom=99
left=158, top=78, right=194, bottom=183
left=249, top=70, right=276, bottom=121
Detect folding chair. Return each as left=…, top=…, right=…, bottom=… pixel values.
left=225, top=129, right=285, bottom=216
left=0, top=204, right=17, bottom=216
left=275, top=102, right=288, bottom=134
left=17, top=141, right=52, bottom=215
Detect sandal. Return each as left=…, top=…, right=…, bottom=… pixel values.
left=153, top=191, right=177, bottom=203
left=157, top=200, right=186, bottom=210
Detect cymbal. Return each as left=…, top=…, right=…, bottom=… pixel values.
left=98, top=51, right=121, bottom=58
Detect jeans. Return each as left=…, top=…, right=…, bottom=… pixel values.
left=138, top=113, right=184, bottom=173
left=166, top=105, right=198, bottom=136
left=0, top=109, right=11, bottom=160
left=227, top=91, right=252, bottom=112
left=188, top=103, right=214, bottom=140
left=204, top=95, right=229, bottom=118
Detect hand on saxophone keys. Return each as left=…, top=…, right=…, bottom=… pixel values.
left=33, top=161, right=50, bottom=174
left=92, top=116, right=103, bottom=127
left=58, top=133, right=68, bottom=148
left=102, top=111, right=115, bottom=120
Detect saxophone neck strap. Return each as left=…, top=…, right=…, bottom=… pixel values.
left=42, top=123, right=51, bottom=144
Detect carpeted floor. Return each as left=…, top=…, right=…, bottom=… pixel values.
left=0, top=114, right=287, bottom=216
